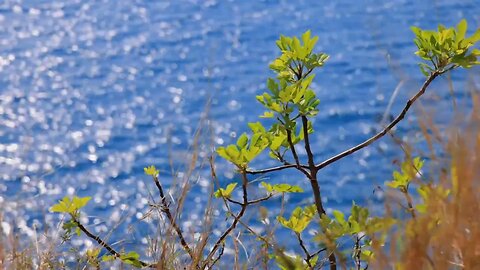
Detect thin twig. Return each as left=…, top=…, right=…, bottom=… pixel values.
left=311, top=247, right=328, bottom=258
left=247, top=69, right=454, bottom=178
left=301, top=116, right=316, bottom=171
left=72, top=217, right=154, bottom=268
left=354, top=235, right=362, bottom=270
left=202, top=170, right=250, bottom=269
left=151, top=175, right=195, bottom=260
left=209, top=242, right=225, bottom=269
left=296, top=232, right=313, bottom=269
left=246, top=164, right=308, bottom=175
left=226, top=194, right=273, bottom=206
left=403, top=188, right=416, bottom=219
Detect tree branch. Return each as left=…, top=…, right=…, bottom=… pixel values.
left=286, top=128, right=310, bottom=176
left=72, top=217, right=154, bottom=268
left=296, top=232, right=313, bottom=269
left=226, top=194, right=273, bottom=206
left=245, top=163, right=309, bottom=175
left=301, top=115, right=335, bottom=269
left=301, top=116, right=316, bottom=171
left=315, top=71, right=443, bottom=171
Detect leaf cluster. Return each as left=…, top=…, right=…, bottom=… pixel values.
left=318, top=204, right=395, bottom=241
left=277, top=204, right=317, bottom=233
left=50, top=196, right=91, bottom=218
left=386, top=157, right=424, bottom=192
left=216, top=132, right=269, bottom=169
left=412, top=19, right=480, bottom=75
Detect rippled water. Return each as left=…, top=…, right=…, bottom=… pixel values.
left=1, top=0, right=479, bottom=258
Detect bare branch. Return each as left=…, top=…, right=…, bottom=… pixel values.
left=226, top=194, right=273, bottom=206
left=151, top=175, right=195, bottom=260
left=72, top=217, right=154, bottom=268
left=301, top=115, right=336, bottom=269
left=245, top=164, right=308, bottom=175
left=296, top=232, right=313, bottom=269
left=286, top=128, right=310, bottom=176
left=203, top=170, right=250, bottom=269
left=301, top=116, right=316, bottom=171
left=315, top=70, right=444, bottom=171
left=209, top=242, right=225, bottom=269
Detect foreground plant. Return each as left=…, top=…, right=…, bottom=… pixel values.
left=49, top=19, right=479, bottom=269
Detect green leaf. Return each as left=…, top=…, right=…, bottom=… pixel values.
left=412, top=19, right=480, bottom=71
left=261, top=182, right=303, bottom=193
left=360, top=249, right=374, bottom=261
left=86, top=248, right=100, bottom=259
left=260, top=111, right=275, bottom=118
left=277, top=205, right=317, bottom=233
left=72, top=196, right=91, bottom=210
left=386, top=157, right=424, bottom=191
left=214, top=183, right=238, bottom=198
left=144, top=165, right=159, bottom=176
left=120, top=251, right=143, bottom=268
left=50, top=197, right=72, bottom=213
left=50, top=196, right=91, bottom=214
left=274, top=252, right=307, bottom=270
left=332, top=210, right=346, bottom=225
left=102, top=255, right=116, bottom=262
left=236, top=133, right=248, bottom=149
left=456, top=19, right=467, bottom=42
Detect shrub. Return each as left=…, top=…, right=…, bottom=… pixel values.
left=38, top=19, right=480, bottom=269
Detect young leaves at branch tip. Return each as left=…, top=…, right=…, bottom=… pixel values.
left=386, top=157, right=424, bottom=192
left=50, top=196, right=91, bottom=217
left=214, top=183, right=238, bottom=199
left=412, top=19, right=480, bottom=76
left=216, top=132, right=269, bottom=169
left=217, top=31, right=324, bottom=170
left=316, top=203, right=395, bottom=263
left=259, top=30, right=328, bottom=121
left=270, top=30, right=329, bottom=82
left=50, top=196, right=91, bottom=247
left=144, top=165, right=159, bottom=176
left=277, top=204, right=317, bottom=233
left=318, top=204, right=394, bottom=242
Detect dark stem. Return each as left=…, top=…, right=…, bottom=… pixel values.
left=301, top=116, right=315, bottom=169
left=209, top=243, right=225, bottom=269
left=286, top=124, right=300, bottom=166
left=286, top=128, right=309, bottom=176
left=152, top=175, right=195, bottom=260
left=72, top=217, right=154, bottom=268
left=301, top=115, right=337, bottom=270
left=354, top=235, right=361, bottom=270
left=226, top=194, right=273, bottom=206
left=315, top=71, right=443, bottom=171
left=246, top=164, right=308, bottom=175
left=403, top=188, right=416, bottom=219
left=202, top=169, right=249, bottom=269
left=311, top=247, right=328, bottom=258
left=296, top=232, right=313, bottom=269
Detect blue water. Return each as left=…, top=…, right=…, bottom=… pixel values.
left=0, top=0, right=479, bottom=262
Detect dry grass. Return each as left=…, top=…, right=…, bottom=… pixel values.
left=2, top=87, right=480, bottom=269
left=371, top=94, right=480, bottom=270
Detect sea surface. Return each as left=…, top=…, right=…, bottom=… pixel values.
left=0, top=0, right=479, bottom=262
